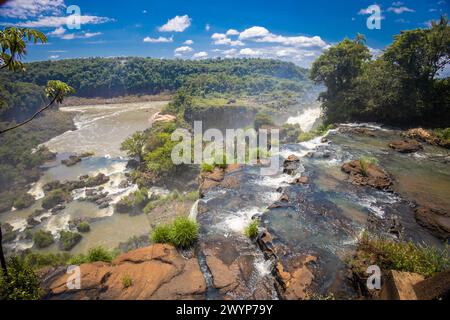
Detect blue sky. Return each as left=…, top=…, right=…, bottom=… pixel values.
left=0, top=0, right=448, bottom=67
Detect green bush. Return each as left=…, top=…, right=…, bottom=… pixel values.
left=150, top=217, right=199, bottom=248
left=33, top=230, right=54, bottom=249
left=42, top=189, right=69, bottom=209
left=298, top=131, right=315, bottom=142
left=77, top=221, right=90, bottom=233
left=59, top=231, right=82, bottom=251
left=151, top=224, right=172, bottom=244
left=68, top=246, right=117, bottom=265
left=0, top=257, right=42, bottom=300
left=244, top=220, right=259, bottom=239
left=169, top=217, right=199, bottom=248
left=354, top=233, right=449, bottom=278
left=23, top=252, right=72, bottom=269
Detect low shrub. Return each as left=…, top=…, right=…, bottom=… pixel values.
left=0, top=257, right=42, bottom=300
left=33, top=230, right=54, bottom=249
left=244, top=220, right=259, bottom=239
left=150, top=217, right=199, bottom=249
left=201, top=162, right=215, bottom=173
left=351, top=233, right=449, bottom=278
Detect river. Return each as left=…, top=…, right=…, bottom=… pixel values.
left=0, top=101, right=168, bottom=254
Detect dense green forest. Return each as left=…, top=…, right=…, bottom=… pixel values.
left=311, top=17, right=450, bottom=128
left=0, top=58, right=310, bottom=122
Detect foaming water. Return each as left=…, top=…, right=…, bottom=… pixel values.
left=286, top=104, right=322, bottom=131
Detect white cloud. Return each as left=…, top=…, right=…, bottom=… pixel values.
left=387, top=6, right=415, bottom=14
left=239, top=48, right=259, bottom=56
left=392, top=1, right=404, bottom=6
left=205, top=24, right=211, bottom=31
left=211, top=33, right=244, bottom=46
left=174, top=46, right=193, bottom=54
left=142, top=10, right=147, bottom=14
left=143, top=36, right=173, bottom=43
left=0, top=0, right=66, bottom=19
left=48, top=26, right=66, bottom=36
left=60, top=31, right=102, bottom=40
left=238, top=26, right=327, bottom=48
left=49, top=54, right=60, bottom=59
left=3, top=15, right=113, bottom=28
left=184, top=39, right=194, bottom=45
left=158, top=15, right=191, bottom=32
left=226, top=29, right=239, bottom=36
left=193, top=51, right=208, bottom=59
left=239, top=26, right=270, bottom=40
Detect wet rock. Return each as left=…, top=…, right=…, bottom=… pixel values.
left=402, top=128, right=450, bottom=149
left=341, top=160, right=392, bottom=190
left=280, top=194, right=289, bottom=202
left=283, top=155, right=301, bottom=175
left=379, top=270, right=424, bottom=300
left=79, top=175, right=89, bottom=180
left=290, top=176, right=309, bottom=185
left=414, top=206, right=450, bottom=240
left=389, top=140, right=423, bottom=153
left=118, top=180, right=131, bottom=189
left=221, top=176, right=240, bottom=189
left=274, top=255, right=317, bottom=300
left=85, top=173, right=110, bottom=188
left=61, top=155, right=82, bottom=167
left=1, top=222, right=13, bottom=234
left=413, top=270, right=450, bottom=300
left=42, top=244, right=206, bottom=300
left=58, top=231, right=82, bottom=251
left=199, top=168, right=224, bottom=197
left=256, top=231, right=276, bottom=259
left=51, top=204, right=66, bottom=214
left=26, top=216, right=41, bottom=227
left=276, top=187, right=283, bottom=193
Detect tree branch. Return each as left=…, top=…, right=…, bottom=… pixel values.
left=0, top=95, right=59, bottom=135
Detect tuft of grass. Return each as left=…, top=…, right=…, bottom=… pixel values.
left=169, top=217, right=199, bottom=249
left=244, top=220, right=259, bottom=239
left=150, top=217, right=199, bottom=249
left=359, top=156, right=378, bottom=177
left=298, top=124, right=334, bottom=142
left=122, top=275, right=133, bottom=289
left=351, top=233, right=449, bottom=278
left=68, top=246, right=117, bottom=265
left=151, top=224, right=172, bottom=244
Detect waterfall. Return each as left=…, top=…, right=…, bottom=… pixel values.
left=189, top=199, right=199, bottom=221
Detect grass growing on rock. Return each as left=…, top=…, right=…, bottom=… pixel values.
left=143, top=190, right=198, bottom=214
left=298, top=124, right=334, bottom=142
left=359, top=156, right=379, bottom=177
left=150, top=217, right=199, bottom=249
left=350, top=232, right=450, bottom=278
left=244, top=220, right=259, bottom=239
left=122, top=275, right=133, bottom=289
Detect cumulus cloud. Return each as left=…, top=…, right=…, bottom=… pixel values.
left=205, top=24, right=211, bottom=31
left=238, top=26, right=327, bottom=48
left=226, top=29, right=239, bottom=36
left=59, top=31, right=101, bottom=40
left=211, top=33, right=244, bottom=46
left=239, top=48, right=259, bottom=56
left=143, top=36, right=173, bottom=43
left=48, top=26, right=66, bottom=36
left=49, top=54, right=60, bottom=59
left=193, top=51, right=208, bottom=59
left=174, top=46, right=193, bottom=54
left=184, top=39, right=194, bottom=45
left=158, top=15, right=191, bottom=32
left=0, top=0, right=66, bottom=19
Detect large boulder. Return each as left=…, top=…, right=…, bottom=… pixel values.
left=414, top=206, right=450, bottom=240
left=379, top=270, right=424, bottom=300
left=341, top=160, right=392, bottom=190
left=389, top=140, right=423, bottom=153
left=42, top=244, right=206, bottom=300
